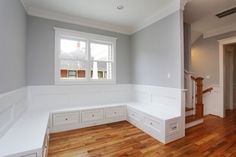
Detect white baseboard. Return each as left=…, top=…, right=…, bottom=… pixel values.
left=185, top=119, right=203, bottom=129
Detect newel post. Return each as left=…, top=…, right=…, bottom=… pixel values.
left=195, top=77, right=204, bottom=118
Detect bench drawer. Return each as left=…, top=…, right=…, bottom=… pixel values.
left=127, top=109, right=143, bottom=122
left=105, top=106, right=125, bottom=119
left=53, top=112, right=79, bottom=126
left=166, top=120, right=179, bottom=136
left=81, top=109, right=104, bottom=123
left=144, top=117, right=161, bottom=132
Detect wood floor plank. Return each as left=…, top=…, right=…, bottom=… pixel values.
left=48, top=110, right=236, bottom=157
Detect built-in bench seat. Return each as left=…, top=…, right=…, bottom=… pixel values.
left=127, top=102, right=182, bottom=144
left=0, top=111, right=50, bottom=157
left=0, top=103, right=126, bottom=157
left=0, top=102, right=183, bottom=157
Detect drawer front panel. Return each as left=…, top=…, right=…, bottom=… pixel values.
left=166, top=120, right=179, bottom=136
left=105, top=107, right=125, bottom=118
left=144, top=117, right=161, bottom=132
left=81, top=109, right=104, bottom=123
left=127, top=109, right=143, bottom=122
left=53, top=112, right=79, bottom=126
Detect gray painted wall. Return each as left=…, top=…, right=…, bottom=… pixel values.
left=130, top=11, right=183, bottom=88
left=191, top=31, right=236, bottom=87
left=184, top=23, right=191, bottom=71
left=0, top=0, right=27, bottom=94
left=0, top=6, right=183, bottom=88
left=26, top=16, right=131, bottom=85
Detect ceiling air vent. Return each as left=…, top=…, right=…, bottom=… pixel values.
left=216, top=7, right=236, bottom=18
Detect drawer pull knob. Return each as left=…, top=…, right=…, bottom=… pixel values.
left=172, top=126, right=177, bottom=130
left=114, top=112, right=117, bottom=114
left=150, top=122, right=153, bottom=125
left=92, top=114, right=94, bottom=117
left=65, top=118, right=68, bottom=121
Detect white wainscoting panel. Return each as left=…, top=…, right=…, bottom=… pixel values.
left=0, top=87, right=28, bottom=138
left=0, top=84, right=187, bottom=156
left=28, top=84, right=132, bottom=111
left=131, top=84, right=186, bottom=138
left=132, top=85, right=184, bottom=116
left=203, top=85, right=220, bottom=116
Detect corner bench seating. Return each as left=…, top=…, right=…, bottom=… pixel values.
left=0, top=102, right=182, bottom=157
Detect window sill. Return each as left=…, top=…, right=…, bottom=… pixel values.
left=54, top=79, right=116, bottom=85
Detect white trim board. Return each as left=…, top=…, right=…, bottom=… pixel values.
left=204, top=23, right=236, bottom=39
left=185, top=118, right=203, bottom=129
left=218, top=37, right=236, bottom=118
left=21, top=0, right=188, bottom=35
left=131, top=0, right=187, bottom=34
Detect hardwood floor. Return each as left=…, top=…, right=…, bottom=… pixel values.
left=48, top=110, right=236, bottom=157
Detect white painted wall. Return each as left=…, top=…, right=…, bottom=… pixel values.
left=203, top=85, right=220, bottom=116
left=0, top=88, right=28, bottom=138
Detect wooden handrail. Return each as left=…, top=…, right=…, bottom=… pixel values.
left=191, top=76, right=196, bottom=81
left=196, top=87, right=213, bottom=97
left=203, top=87, right=213, bottom=94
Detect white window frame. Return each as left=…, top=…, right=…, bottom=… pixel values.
left=54, top=27, right=117, bottom=85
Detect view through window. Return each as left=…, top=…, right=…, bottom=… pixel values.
left=55, top=28, right=116, bottom=84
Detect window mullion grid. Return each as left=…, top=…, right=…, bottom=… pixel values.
left=87, top=39, right=91, bottom=82
left=92, top=60, right=113, bottom=81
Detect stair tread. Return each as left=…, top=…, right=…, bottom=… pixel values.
left=186, top=115, right=202, bottom=123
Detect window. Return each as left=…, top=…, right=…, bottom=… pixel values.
left=55, top=28, right=116, bottom=84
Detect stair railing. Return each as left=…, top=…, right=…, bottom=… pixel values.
left=190, top=76, right=214, bottom=119
left=191, top=76, right=204, bottom=118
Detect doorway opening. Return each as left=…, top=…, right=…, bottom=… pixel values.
left=219, top=37, right=236, bottom=117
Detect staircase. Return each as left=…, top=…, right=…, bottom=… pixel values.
left=184, top=73, right=213, bottom=128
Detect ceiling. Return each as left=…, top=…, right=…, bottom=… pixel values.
left=184, top=0, right=236, bottom=41
left=21, top=0, right=181, bottom=34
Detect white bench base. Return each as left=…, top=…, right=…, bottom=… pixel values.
left=0, top=102, right=183, bottom=157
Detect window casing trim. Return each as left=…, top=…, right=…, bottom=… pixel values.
left=54, top=27, right=117, bottom=85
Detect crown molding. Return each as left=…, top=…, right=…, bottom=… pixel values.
left=132, top=0, right=190, bottom=34
left=131, top=0, right=182, bottom=34
left=180, top=0, right=192, bottom=10
left=27, top=7, right=133, bottom=35
left=204, top=23, right=236, bottom=38
left=21, top=0, right=185, bottom=35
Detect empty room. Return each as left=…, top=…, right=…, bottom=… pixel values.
left=1, top=0, right=236, bottom=156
